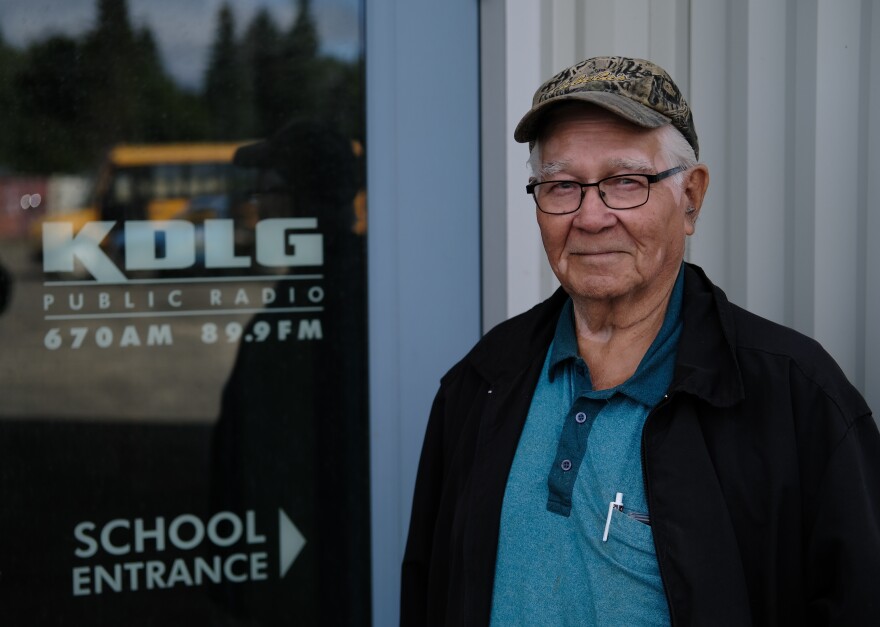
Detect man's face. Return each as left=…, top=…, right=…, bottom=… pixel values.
left=534, top=106, right=705, bottom=308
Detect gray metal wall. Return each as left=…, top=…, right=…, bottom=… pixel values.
left=367, top=1, right=481, bottom=624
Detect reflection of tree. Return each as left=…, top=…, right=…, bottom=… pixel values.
left=132, top=28, right=212, bottom=144
left=1, top=0, right=211, bottom=173
left=205, top=0, right=363, bottom=142
left=0, top=33, right=22, bottom=173
left=10, top=35, right=89, bottom=173
left=279, top=0, right=320, bottom=124
left=204, top=4, right=251, bottom=140
left=80, top=0, right=141, bottom=150
left=0, top=0, right=364, bottom=176
left=241, top=8, right=283, bottom=139
left=233, top=0, right=329, bottom=138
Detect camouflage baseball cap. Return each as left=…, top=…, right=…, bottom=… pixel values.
left=514, top=56, right=699, bottom=159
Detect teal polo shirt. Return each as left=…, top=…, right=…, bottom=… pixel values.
left=489, top=267, right=684, bottom=626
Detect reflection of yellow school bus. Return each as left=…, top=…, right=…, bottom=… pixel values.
left=33, top=136, right=366, bottom=276
left=31, top=142, right=248, bottom=258
left=94, top=142, right=248, bottom=222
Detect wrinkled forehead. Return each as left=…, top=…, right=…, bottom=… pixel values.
left=534, top=102, right=668, bottom=171
left=535, top=101, right=661, bottom=146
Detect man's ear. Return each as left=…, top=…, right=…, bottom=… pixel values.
left=683, top=165, right=709, bottom=234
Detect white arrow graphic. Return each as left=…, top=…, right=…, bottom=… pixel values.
left=278, top=508, right=306, bottom=578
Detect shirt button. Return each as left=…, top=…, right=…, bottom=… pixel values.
left=575, top=411, right=587, bottom=424
left=561, top=459, right=572, bottom=471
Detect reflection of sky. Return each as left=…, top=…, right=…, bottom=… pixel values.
left=0, top=0, right=361, bottom=89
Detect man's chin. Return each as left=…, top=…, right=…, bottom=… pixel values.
left=561, top=278, right=632, bottom=303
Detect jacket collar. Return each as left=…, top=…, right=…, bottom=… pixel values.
left=673, top=264, right=744, bottom=407
left=465, top=263, right=744, bottom=408
left=466, top=287, right=567, bottom=385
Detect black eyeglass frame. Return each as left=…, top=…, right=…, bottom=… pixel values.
left=526, top=165, right=686, bottom=214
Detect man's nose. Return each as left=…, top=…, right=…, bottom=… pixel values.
left=572, top=185, right=617, bottom=231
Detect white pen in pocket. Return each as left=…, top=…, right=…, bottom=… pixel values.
left=603, top=492, right=624, bottom=542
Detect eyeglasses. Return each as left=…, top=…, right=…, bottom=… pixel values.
left=526, top=166, right=685, bottom=214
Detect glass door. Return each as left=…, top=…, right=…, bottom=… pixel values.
left=0, top=0, right=369, bottom=623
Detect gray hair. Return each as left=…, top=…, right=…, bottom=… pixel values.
left=656, top=124, right=697, bottom=190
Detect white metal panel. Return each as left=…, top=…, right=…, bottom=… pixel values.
left=812, top=0, right=862, bottom=381
left=505, top=2, right=546, bottom=323
left=726, top=0, right=750, bottom=304
left=544, top=0, right=578, bottom=78
left=576, top=0, right=685, bottom=75
left=791, top=0, right=819, bottom=337
left=864, top=0, right=880, bottom=413
left=612, top=0, right=651, bottom=60
left=688, top=0, right=731, bottom=286
left=579, top=0, right=618, bottom=59
left=744, top=0, right=788, bottom=322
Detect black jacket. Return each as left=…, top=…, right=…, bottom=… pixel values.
left=402, top=264, right=880, bottom=626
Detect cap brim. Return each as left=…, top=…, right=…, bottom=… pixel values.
left=513, top=91, right=672, bottom=144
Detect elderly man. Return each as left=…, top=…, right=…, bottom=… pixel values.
left=401, top=56, right=880, bottom=626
